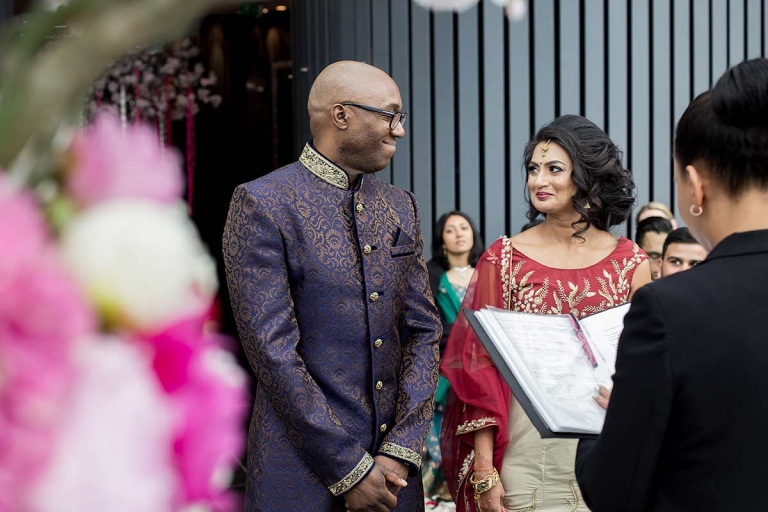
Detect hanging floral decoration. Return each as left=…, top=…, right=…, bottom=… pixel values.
left=88, top=38, right=221, bottom=126
left=87, top=39, right=220, bottom=214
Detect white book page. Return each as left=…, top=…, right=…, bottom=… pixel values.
left=477, top=307, right=612, bottom=434
left=579, top=303, right=631, bottom=375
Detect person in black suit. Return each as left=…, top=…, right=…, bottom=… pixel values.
left=575, top=57, right=768, bottom=511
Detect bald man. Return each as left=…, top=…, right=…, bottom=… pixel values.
left=223, top=61, right=441, bottom=511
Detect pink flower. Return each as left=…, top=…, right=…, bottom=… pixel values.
left=28, top=338, right=177, bottom=512
left=0, top=176, right=96, bottom=511
left=0, top=174, right=49, bottom=272
left=67, top=114, right=183, bottom=208
left=141, top=312, right=248, bottom=509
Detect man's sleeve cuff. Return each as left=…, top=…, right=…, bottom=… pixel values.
left=328, top=453, right=374, bottom=496
left=378, top=442, right=421, bottom=474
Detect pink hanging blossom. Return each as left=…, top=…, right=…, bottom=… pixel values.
left=0, top=175, right=96, bottom=511
left=141, top=312, right=248, bottom=510
left=67, top=114, right=183, bottom=208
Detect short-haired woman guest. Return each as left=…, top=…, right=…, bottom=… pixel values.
left=423, top=211, right=483, bottom=504
left=576, top=57, right=768, bottom=511
left=441, top=115, right=651, bottom=512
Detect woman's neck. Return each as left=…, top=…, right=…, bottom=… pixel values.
left=446, top=252, right=470, bottom=269
left=699, top=189, right=768, bottom=250
left=539, top=213, right=588, bottom=245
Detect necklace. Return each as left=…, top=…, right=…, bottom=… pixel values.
left=451, top=265, right=472, bottom=280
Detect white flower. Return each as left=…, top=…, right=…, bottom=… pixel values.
left=61, top=200, right=217, bottom=331
left=28, top=338, right=178, bottom=512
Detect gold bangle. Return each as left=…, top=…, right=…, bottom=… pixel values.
left=469, top=467, right=500, bottom=496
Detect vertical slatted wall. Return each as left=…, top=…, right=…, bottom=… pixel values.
left=292, top=0, right=768, bottom=258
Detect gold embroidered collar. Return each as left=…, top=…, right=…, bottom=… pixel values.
left=299, top=143, right=350, bottom=190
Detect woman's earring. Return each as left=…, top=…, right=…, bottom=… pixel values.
left=689, top=204, right=703, bottom=217
left=442, top=245, right=447, bottom=257
left=584, top=202, right=591, bottom=210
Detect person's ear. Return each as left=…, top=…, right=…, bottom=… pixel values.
left=684, top=164, right=705, bottom=210
left=331, top=104, right=349, bottom=130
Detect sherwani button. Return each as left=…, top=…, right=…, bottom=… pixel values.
left=379, top=423, right=387, bottom=432
left=363, top=244, right=372, bottom=255
left=376, top=381, right=383, bottom=390
left=356, top=203, right=364, bottom=213
left=369, top=292, right=379, bottom=302
left=374, top=339, right=383, bottom=347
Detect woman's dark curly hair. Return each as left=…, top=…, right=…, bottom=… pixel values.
left=431, top=211, right=484, bottom=271
left=522, top=115, right=636, bottom=241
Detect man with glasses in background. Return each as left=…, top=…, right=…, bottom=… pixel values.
left=635, top=216, right=674, bottom=280
left=223, top=60, right=441, bottom=512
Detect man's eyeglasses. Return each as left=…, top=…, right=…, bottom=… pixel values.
left=341, top=102, right=407, bottom=131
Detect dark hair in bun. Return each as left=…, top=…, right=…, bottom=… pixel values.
left=522, top=115, right=636, bottom=241
left=675, top=58, right=768, bottom=195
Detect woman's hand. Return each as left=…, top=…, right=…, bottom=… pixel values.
left=473, top=467, right=506, bottom=512
left=594, top=385, right=611, bottom=409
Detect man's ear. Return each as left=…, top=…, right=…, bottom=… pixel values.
left=685, top=164, right=705, bottom=208
left=331, top=104, right=348, bottom=130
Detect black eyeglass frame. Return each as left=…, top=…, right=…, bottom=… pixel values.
left=340, top=102, right=407, bottom=130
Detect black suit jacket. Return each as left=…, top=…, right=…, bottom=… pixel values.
left=576, top=230, right=768, bottom=512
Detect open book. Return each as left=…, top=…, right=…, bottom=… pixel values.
left=465, top=303, right=631, bottom=438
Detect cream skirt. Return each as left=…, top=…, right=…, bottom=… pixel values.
left=500, top=397, right=590, bottom=512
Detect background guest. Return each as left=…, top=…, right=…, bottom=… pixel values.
left=660, top=227, right=707, bottom=278
left=424, top=211, right=483, bottom=506
left=636, top=201, right=678, bottom=228
left=576, top=57, right=768, bottom=511
left=634, top=216, right=674, bottom=280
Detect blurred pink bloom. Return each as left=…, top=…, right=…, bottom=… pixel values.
left=28, top=338, right=177, bottom=512
left=0, top=174, right=49, bottom=272
left=142, top=312, right=248, bottom=510
left=0, top=175, right=96, bottom=511
left=67, top=114, right=183, bottom=208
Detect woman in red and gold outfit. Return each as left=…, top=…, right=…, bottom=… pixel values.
left=440, top=115, right=652, bottom=512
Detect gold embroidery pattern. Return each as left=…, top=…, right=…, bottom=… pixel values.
left=458, top=450, right=475, bottom=510
left=521, top=487, right=539, bottom=512
left=507, top=240, right=646, bottom=317
left=379, top=442, right=421, bottom=468
left=500, top=236, right=513, bottom=310
left=456, top=417, right=498, bottom=436
left=299, top=143, right=349, bottom=190
left=565, top=480, right=579, bottom=512
left=329, top=453, right=374, bottom=496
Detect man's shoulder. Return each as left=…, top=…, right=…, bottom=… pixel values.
left=237, top=161, right=304, bottom=197
left=366, top=175, right=415, bottom=206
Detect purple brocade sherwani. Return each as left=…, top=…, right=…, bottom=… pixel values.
left=223, top=143, right=441, bottom=511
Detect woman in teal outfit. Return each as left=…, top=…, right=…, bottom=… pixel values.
left=425, top=211, right=483, bottom=504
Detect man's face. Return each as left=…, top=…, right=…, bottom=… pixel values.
left=661, top=242, right=707, bottom=277
left=639, top=231, right=668, bottom=280
left=339, top=80, right=405, bottom=174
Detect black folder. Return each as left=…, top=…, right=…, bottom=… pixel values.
left=465, top=309, right=599, bottom=440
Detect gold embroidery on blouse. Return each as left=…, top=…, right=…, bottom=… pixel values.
left=379, top=442, right=421, bottom=468
left=328, top=453, right=374, bottom=496
left=456, top=417, right=498, bottom=436
left=508, top=240, right=646, bottom=317
left=500, top=236, right=513, bottom=310
left=300, top=143, right=349, bottom=190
